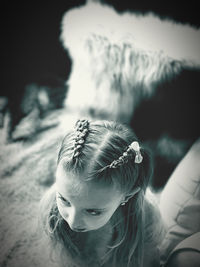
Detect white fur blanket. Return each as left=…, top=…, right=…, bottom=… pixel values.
left=61, top=1, right=200, bottom=123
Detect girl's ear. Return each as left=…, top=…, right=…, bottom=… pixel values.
left=123, top=187, right=140, bottom=203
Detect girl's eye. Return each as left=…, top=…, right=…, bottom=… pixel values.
left=57, top=195, right=71, bottom=207
left=86, top=210, right=102, bottom=216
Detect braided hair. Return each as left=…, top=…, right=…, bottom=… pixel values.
left=72, top=119, right=90, bottom=159
left=109, top=141, right=143, bottom=168
left=59, top=118, right=144, bottom=172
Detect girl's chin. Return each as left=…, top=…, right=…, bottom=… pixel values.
left=71, top=228, right=88, bottom=233
left=68, top=222, right=107, bottom=233
left=72, top=227, right=103, bottom=233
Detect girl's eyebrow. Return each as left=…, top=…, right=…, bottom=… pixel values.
left=57, top=191, right=107, bottom=211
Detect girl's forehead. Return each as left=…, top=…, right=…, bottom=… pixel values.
left=56, top=164, right=123, bottom=204
left=56, top=164, right=83, bottom=194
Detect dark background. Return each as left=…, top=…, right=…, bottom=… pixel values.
left=2, top=1, right=200, bottom=91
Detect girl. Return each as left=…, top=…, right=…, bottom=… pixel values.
left=40, top=119, right=165, bottom=267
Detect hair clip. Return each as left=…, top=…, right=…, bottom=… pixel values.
left=129, top=141, right=143, bottom=164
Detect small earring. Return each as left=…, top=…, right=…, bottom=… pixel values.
left=121, top=202, right=126, bottom=206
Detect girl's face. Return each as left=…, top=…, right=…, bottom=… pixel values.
left=56, top=163, right=124, bottom=232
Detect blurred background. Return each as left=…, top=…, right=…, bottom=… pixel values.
left=1, top=0, right=200, bottom=189
left=1, top=0, right=199, bottom=133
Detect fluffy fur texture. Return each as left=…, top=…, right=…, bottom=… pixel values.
left=61, top=1, right=200, bottom=123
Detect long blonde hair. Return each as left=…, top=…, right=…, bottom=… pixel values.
left=40, top=120, right=153, bottom=267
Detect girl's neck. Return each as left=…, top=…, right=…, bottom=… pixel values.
left=87, top=220, right=113, bottom=246
left=87, top=221, right=114, bottom=263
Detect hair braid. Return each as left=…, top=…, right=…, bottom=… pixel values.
left=72, top=119, right=89, bottom=159
left=109, top=148, right=133, bottom=168
left=109, top=141, right=143, bottom=168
